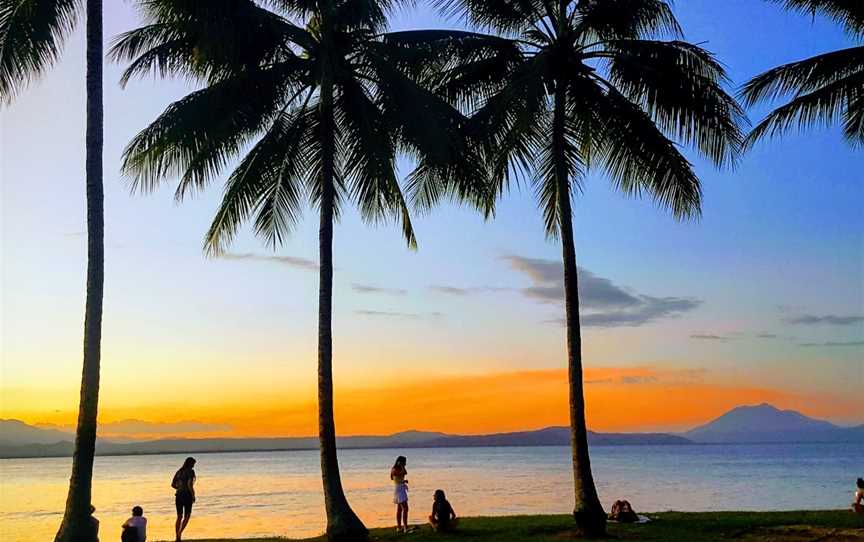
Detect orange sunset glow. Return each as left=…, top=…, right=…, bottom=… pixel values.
left=5, top=368, right=857, bottom=439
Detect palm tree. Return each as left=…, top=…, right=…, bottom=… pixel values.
left=1, top=1, right=104, bottom=540
left=110, top=1, right=483, bottom=539
left=409, top=0, right=745, bottom=535
left=742, top=0, right=863, bottom=147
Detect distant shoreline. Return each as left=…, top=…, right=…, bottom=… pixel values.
left=3, top=439, right=860, bottom=460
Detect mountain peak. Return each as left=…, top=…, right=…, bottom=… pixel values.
left=685, top=404, right=852, bottom=443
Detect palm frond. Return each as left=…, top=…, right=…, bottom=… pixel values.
left=740, top=46, right=864, bottom=106
left=470, top=53, right=551, bottom=191
left=121, top=62, right=306, bottom=198
left=110, top=23, right=200, bottom=86
left=533, top=113, right=584, bottom=239
left=205, top=103, right=315, bottom=255
left=580, top=81, right=702, bottom=220
left=745, top=71, right=864, bottom=146
left=337, top=75, right=416, bottom=248
left=378, top=29, right=522, bottom=112
left=843, top=90, right=864, bottom=144
left=769, top=0, right=864, bottom=36
left=573, top=0, right=682, bottom=41
left=0, top=0, right=80, bottom=104
left=434, top=0, right=545, bottom=34
left=335, top=0, right=407, bottom=32
left=119, top=0, right=309, bottom=85
left=604, top=39, right=746, bottom=168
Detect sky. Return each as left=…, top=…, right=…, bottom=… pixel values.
left=1, top=0, right=862, bottom=439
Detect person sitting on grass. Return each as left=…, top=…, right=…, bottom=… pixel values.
left=122, top=506, right=147, bottom=542
left=854, top=478, right=864, bottom=514
left=428, top=489, right=458, bottom=532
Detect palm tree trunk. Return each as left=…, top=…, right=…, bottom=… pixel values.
left=552, top=81, right=606, bottom=538
left=55, top=1, right=104, bottom=541
left=317, top=68, right=368, bottom=542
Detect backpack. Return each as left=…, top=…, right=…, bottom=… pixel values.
left=609, top=500, right=639, bottom=523
left=171, top=471, right=182, bottom=490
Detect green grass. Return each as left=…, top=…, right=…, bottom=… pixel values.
left=190, top=510, right=864, bottom=542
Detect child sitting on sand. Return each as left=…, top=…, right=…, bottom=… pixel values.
left=429, top=490, right=458, bottom=532
left=122, top=506, right=147, bottom=542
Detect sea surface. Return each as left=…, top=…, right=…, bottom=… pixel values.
left=1, top=443, right=860, bottom=541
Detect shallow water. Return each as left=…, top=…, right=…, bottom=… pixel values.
left=1, top=443, right=859, bottom=541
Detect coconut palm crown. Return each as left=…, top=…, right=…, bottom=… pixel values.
left=401, top=0, right=746, bottom=535
left=742, top=0, right=863, bottom=147
left=111, top=1, right=486, bottom=539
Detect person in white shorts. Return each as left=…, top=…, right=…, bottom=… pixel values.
left=391, top=456, right=409, bottom=532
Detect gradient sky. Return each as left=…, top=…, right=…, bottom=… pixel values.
left=1, top=0, right=862, bottom=439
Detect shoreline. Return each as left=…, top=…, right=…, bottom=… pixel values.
left=2, top=440, right=858, bottom=460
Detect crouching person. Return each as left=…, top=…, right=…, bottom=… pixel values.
left=429, top=490, right=458, bottom=532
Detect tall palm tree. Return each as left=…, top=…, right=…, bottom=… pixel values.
left=407, top=0, right=745, bottom=535
left=742, top=0, right=863, bottom=147
left=110, top=1, right=483, bottom=539
left=1, top=1, right=104, bottom=540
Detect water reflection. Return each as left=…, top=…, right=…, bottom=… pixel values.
left=1, top=444, right=858, bottom=541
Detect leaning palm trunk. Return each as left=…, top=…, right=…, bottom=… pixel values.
left=317, top=73, right=368, bottom=542
left=553, top=83, right=606, bottom=537
left=55, top=1, right=104, bottom=541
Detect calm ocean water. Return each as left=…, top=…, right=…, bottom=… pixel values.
left=1, top=443, right=860, bottom=541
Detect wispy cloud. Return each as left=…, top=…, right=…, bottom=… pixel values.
left=352, top=284, right=407, bottom=296
left=428, top=285, right=511, bottom=296
left=690, top=334, right=730, bottom=341
left=502, top=255, right=700, bottom=327
left=355, top=310, right=443, bottom=320
left=784, top=314, right=864, bottom=326
left=756, top=333, right=778, bottom=339
left=620, top=375, right=659, bottom=385
left=798, top=340, right=864, bottom=348
left=220, top=252, right=318, bottom=270
left=430, top=285, right=472, bottom=295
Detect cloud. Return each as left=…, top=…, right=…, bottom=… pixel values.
left=798, top=341, right=864, bottom=348
left=784, top=314, right=864, bottom=326
left=502, top=255, right=700, bottom=327
left=428, top=285, right=511, bottom=296
left=585, top=378, right=614, bottom=385
left=690, top=334, right=730, bottom=341
left=355, top=310, right=443, bottom=319
left=429, top=285, right=472, bottom=296
left=620, top=375, right=659, bottom=385
left=756, top=333, right=778, bottom=338
left=352, top=284, right=407, bottom=296
left=220, top=252, right=318, bottom=270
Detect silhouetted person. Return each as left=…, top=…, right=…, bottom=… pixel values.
left=121, top=505, right=147, bottom=542
left=391, top=456, right=409, bottom=532
left=854, top=478, right=864, bottom=514
left=172, top=457, right=196, bottom=541
left=428, top=489, right=458, bottom=532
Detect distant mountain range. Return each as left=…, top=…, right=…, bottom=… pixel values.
left=2, top=403, right=861, bottom=458
left=0, top=423, right=689, bottom=458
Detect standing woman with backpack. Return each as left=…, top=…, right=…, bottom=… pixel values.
left=172, top=457, right=196, bottom=541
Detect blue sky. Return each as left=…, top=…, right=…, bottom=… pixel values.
left=1, top=0, right=861, bottom=431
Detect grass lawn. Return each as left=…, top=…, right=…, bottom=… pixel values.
left=190, top=510, right=864, bottom=542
